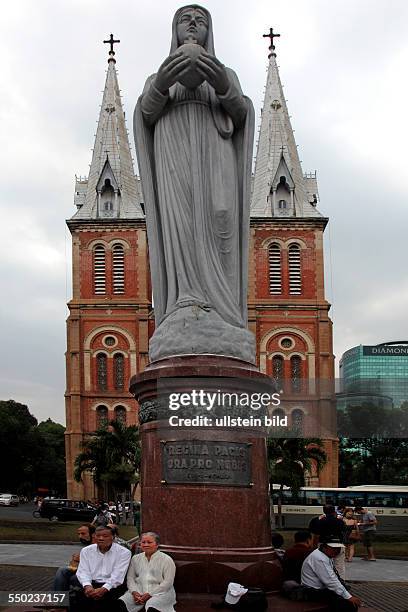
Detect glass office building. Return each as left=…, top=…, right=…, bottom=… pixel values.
left=339, top=341, right=408, bottom=408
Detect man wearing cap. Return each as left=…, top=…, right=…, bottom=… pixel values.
left=301, top=540, right=362, bottom=610
left=309, top=504, right=347, bottom=579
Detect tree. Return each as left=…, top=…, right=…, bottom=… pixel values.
left=34, top=419, right=66, bottom=495
left=267, top=437, right=327, bottom=527
left=0, top=400, right=66, bottom=495
left=0, top=400, right=37, bottom=492
left=338, top=402, right=408, bottom=485
left=74, top=420, right=141, bottom=521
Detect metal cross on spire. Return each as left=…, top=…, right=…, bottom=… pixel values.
left=263, top=27, right=280, bottom=58
left=103, top=33, right=120, bottom=62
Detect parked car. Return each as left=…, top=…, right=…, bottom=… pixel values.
left=0, top=494, right=20, bottom=506
left=35, top=498, right=97, bottom=522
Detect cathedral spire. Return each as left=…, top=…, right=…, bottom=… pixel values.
left=251, top=31, right=321, bottom=218
left=72, top=37, right=144, bottom=220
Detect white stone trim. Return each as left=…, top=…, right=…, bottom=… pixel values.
left=87, top=239, right=109, bottom=251
left=260, top=327, right=315, bottom=376
left=268, top=351, right=287, bottom=360
left=288, top=352, right=306, bottom=361
left=109, top=238, right=131, bottom=250
left=287, top=238, right=307, bottom=249
left=91, top=402, right=110, bottom=411
left=84, top=325, right=136, bottom=351
left=112, top=402, right=132, bottom=412
left=261, top=237, right=286, bottom=250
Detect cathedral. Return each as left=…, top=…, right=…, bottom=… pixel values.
left=65, top=36, right=337, bottom=500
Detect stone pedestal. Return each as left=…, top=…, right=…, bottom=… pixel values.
left=129, top=355, right=282, bottom=593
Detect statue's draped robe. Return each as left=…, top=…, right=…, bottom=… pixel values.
left=134, top=7, right=254, bottom=339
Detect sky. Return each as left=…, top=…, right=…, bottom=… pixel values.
left=1, top=0, right=407, bottom=425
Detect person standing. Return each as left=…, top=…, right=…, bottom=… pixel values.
left=309, top=505, right=346, bottom=579
left=355, top=507, right=377, bottom=561
left=92, top=504, right=114, bottom=527
left=342, top=508, right=359, bottom=562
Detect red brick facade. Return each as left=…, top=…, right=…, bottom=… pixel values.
left=65, top=221, right=151, bottom=499
left=249, top=219, right=338, bottom=486
left=66, top=213, right=337, bottom=499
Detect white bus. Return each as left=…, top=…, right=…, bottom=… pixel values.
left=271, top=485, right=408, bottom=532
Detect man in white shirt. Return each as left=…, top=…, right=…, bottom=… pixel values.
left=71, top=525, right=131, bottom=611
left=301, top=540, right=362, bottom=611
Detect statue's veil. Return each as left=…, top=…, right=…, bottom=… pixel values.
left=170, top=5, right=215, bottom=54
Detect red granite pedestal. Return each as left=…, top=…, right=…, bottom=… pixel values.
left=129, top=355, right=282, bottom=594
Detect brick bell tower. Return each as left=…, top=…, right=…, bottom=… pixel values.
left=65, top=38, right=148, bottom=500
left=249, top=30, right=338, bottom=486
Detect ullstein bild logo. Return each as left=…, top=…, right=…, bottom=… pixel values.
left=364, top=345, right=408, bottom=356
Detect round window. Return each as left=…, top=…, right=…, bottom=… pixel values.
left=280, top=338, right=293, bottom=349
left=104, top=336, right=116, bottom=347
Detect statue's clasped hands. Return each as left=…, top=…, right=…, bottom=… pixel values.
left=196, top=50, right=228, bottom=95
left=155, top=51, right=190, bottom=93
left=155, top=49, right=228, bottom=95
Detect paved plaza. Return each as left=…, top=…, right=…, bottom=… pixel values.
left=0, top=545, right=408, bottom=611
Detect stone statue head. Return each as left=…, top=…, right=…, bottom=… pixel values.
left=171, top=5, right=214, bottom=53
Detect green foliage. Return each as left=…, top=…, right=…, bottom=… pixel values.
left=0, top=400, right=66, bottom=495
left=267, top=436, right=327, bottom=526
left=267, top=437, right=327, bottom=493
left=338, top=402, right=408, bottom=485
left=74, top=420, right=140, bottom=498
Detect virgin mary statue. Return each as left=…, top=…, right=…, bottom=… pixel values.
left=134, top=5, right=255, bottom=363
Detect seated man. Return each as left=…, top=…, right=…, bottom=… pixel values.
left=52, top=524, right=96, bottom=591
left=118, top=531, right=176, bottom=612
left=282, top=530, right=313, bottom=584
left=271, top=532, right=285, bottom=561
left=309, top=504, right=346, bottom=579
left=301, top=540, right=362, bottom=611
left=71, top=525, right=131, bottom=612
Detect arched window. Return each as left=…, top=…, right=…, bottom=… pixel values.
left=114, top=353, right=125, bottom=390
left=291, top=355, right=302, bottom=392
left=268, top=243, right=282, bottom=294
left=112, top=245, right=125, bottom=294
left=292, top=409, right=304, bottom=434
left=272, top=355, right=284, bottom=387
left=288, top=244, right=302, bottom=295
left=100, top=179, right=115, bottom=217
left=94, top=245, right=106, bottom=295
left=96, top=405, right=108, bottom=429
left=96, top=353, right=107, bottom=391
left=114, top=405, right=127, bottom=424
left=272, top=407, right=286, bottom=420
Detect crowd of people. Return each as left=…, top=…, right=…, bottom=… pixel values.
left=276, top=504, right=378, bottom=611
left=50, top=504, right=376, bottom=611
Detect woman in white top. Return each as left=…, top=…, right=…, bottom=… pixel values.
left=118, top=532, right=176, bottom=612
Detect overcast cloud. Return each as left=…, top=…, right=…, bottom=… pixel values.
left=1, top=0, right=407, bottom=424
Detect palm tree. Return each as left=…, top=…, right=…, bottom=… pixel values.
left=267, top=437, right=327, bottom=528
left=74, top=420, right=141, bottom=523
